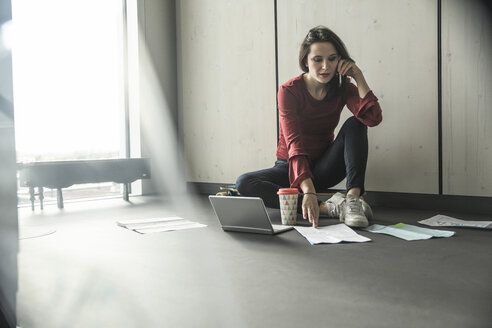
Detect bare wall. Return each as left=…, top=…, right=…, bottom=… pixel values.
left=177, top=0, right=277, bottom=184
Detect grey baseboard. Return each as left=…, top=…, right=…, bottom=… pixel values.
left=187, top=182, right=233, bottom=196
left=187, top=182, right=492, bottom=216
left=361, top=191, right=492, bottom=216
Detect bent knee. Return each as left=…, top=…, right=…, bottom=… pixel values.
left=343, top=116, right=367, bottom=133
left=236, top=173, right=253, bottom=196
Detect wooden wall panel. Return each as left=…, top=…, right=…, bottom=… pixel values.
left=178, top=0, right=277, bottom=183
left=442, top=0, right=492, bottom=196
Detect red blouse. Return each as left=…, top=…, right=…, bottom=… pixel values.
left=276, top=74, right=383, bottom=188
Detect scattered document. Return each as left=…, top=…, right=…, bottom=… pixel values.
left=19, top=227, right=56, bottom=240
left=419, top=214, right=492, bottom=229
left=364, top=223, right=455, bottom=241
left=294, top=223, right=371, bottom=245
left=117, top=216, right=207, bottom=234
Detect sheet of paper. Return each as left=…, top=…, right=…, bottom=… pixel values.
left=117, top=216, right=185, bottom=229
left=418, top=215, right=492, bottom=229
left=19, top=227, right=56, bottom=240
left=134, top=221, right=206, bottom=234
left=364, top=223, right=455, bottom=241
left=117, top=216, right=207, bottom=234
left=392, top=223, right=455, bottom=237
left=294, top=226, right=343, bottom=244
left=294, top=224, right=371, bottom=245
left=318, top=224, right=372, bottom=242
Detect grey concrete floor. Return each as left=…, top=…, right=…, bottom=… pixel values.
left=16, top=195, right=492, bottom=328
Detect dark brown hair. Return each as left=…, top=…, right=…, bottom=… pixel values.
left=299, top=26, right=354, bottom=98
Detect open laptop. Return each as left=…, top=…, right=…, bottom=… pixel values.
left=209, top=195, right=294, bottom=234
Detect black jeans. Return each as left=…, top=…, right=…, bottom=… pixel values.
left=236, top=116, right=368, bottom=209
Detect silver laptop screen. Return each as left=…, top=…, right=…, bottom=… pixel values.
left=209, top=196, right=274, bottom=232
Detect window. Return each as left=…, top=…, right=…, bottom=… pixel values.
left=12, top=0, right=128, bottom=207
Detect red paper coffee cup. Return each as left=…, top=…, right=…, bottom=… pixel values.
left=277, top=188, right=300, bottom=195
left=277, top=188, right=299, bottom=225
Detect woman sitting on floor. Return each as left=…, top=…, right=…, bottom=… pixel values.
left=236, top=26, right=383, bottom=228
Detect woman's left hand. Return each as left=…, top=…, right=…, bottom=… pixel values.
left=337, top=59, right=371, bottom=98
left=337, top=59, right=362, bottom=79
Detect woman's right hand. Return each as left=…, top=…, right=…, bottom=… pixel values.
left=300, top=178, right=319, bottom=227
left=302, top=193, right=319, bottom=228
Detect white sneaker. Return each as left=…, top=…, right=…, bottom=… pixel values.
left=340, top=194, right=369, bottom=228
left=320, top=192, right=345, bottom=218
left=359, top=196, right=373, bottom=221
left=322, top=192, right=373, bottom=221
